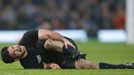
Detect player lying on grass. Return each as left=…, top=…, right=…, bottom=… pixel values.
left=1, top=29, right=134, bottom=69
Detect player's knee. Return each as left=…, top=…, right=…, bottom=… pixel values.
left=45, top=39, right=54, bottom=49
left=44, top=39, right=64, bottom=50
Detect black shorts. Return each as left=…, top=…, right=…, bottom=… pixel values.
left=44, top=37, right=86, bottom=69
left=58, top=50, right=86, bottom=69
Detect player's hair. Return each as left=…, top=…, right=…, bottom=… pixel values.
left=1, top=47, right=15, bottom=63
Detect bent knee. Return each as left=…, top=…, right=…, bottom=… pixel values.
left=45, top=39, right=64, bottom=50
left=45, top=39, right=53, bottom=49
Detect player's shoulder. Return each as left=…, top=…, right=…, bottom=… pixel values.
left=23, top=29, right=38, bottom=37
left=25, top=29, right=38, bottom=33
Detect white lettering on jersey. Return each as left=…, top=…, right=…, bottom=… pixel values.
left=36, top=55, right=42, bottom=63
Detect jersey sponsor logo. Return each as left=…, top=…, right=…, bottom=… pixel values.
left=36, top=55, right=42, bottom=63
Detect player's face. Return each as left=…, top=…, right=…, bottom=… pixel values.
left=7, top=45, right=26, bottom=59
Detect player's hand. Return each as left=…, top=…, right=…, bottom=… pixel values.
left=63, top=38, right=76, bottom=49
left=47, top=63, right=61, bottom=69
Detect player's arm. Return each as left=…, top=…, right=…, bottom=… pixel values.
left=38, top=29, right=75, bottom=49
left=38, top=29, right=64, bottom=42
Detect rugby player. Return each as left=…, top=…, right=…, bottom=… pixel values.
left=1, top=29, right=134, bottom=69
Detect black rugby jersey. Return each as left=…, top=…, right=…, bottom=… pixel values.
left=19, top=30, right=45, bottom=69
left=18, top=30, right=81, bottom=69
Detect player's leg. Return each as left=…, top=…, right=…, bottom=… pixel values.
left=71, top=51, right=134, bottom=69
left=44, top=37, right=78, bottom=53
left=75, top=59, right=134, bottom=69
left=44, top=39, right=64, bottom=53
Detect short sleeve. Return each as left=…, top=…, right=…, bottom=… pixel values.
left=19, top=30, right=38, bottom=47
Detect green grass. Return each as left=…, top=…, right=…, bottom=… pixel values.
left=0, top=41, right=134, bottom=75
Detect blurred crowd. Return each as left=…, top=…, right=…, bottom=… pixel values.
left=0, top=0, right=125, bottom=37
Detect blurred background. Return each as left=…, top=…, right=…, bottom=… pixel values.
left=0, top=0, right=133, bottom=43
left=1, top=0, right=134, bottom=73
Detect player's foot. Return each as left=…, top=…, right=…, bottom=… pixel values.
left=123, top=63, right=134, bottom=69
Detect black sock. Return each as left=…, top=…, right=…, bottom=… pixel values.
left=99, top=63, right=126, bottom=69
left=63, top=45, right=76, bottom=53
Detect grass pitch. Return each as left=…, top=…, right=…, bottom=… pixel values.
left=0, top=41, right=134, bottom=75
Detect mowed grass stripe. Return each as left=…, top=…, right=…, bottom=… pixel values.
left=0, top=41, right=134, bottom=75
